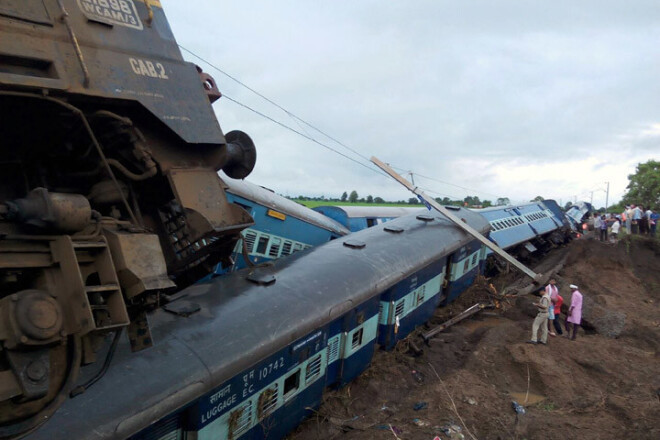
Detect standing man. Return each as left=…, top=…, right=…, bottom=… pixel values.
left=545, top=279, right=559, bottom=336
left=625, top=205, right=632, bottom=233
left=610, top=217, right=621, bottom=243
left=599, top=215, right=608, bottom=242
left=528, top=288, right=551, bottom=345
left=566, top=284, right=583, bottom=341
left=650, top=209, right=659, bottom=237
left=632, top=205, right=642, bottom=234
left=593, top=214, right=601, bottom=237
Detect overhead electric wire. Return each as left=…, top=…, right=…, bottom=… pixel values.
left=179, top=44, right=505, bottom=201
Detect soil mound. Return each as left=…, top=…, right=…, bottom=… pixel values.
left=290, top=237, right=660, bottom=440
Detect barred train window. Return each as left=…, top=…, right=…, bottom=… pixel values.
left=394, top=299, right=405, bottom=317
left=257, top=384, right=278, bottom=419
left=228, top=401, right=253, bottom=439
left=305, top=354, right=323, bottom=385
left=268, top=238, right=281, bottom=258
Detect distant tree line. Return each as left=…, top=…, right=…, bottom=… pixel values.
left=291, top=190, right=519, bottom=208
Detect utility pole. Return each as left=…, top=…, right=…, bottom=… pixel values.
left=590, top=191, right=594, bottom=205
left=605, top=181, right=610, bottom=211
left=408, top=172, right=415, bottom=185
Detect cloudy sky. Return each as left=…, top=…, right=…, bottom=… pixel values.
left=163, top=0, right=659, bottom=208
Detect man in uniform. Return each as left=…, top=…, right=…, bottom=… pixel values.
left=528, top=287, right=551, bottom=345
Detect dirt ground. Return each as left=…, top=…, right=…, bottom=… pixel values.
left=289, top=235, right=660, bottom=440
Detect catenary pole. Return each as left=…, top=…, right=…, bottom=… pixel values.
left=371, top=156, right=542, bottom=282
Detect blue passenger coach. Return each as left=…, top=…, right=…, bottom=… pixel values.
left=219, top=178, right=349, bottom=272
left=312, top=205, right=423, bottom=231
left=26, top=209, right=490, bottom=440
left=475, top=200, right=569, bottom=257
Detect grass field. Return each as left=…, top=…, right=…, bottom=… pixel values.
left=292, top=200, right=415, bottom=208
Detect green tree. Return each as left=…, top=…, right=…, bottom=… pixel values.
left=341, top=191, right=348, bottom=202
left=408, top=197, right=420, bottom=205
left=374, top=196, right=385, bottom=203
left=349, top=190, right=358, bottom=203
left=482, top=200, right=493, bottom=207
left=621, top=160, right=660, bottom=208
left=366, top=195, right=373, bottom=203
left=563, top=202, right=573, bottom=211
left=464, top=195, right=481, bottom=206
left=496, top=197, right=510, bottom=206
left=530, top=195, right=545, bottom=202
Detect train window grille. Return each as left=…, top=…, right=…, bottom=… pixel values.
left=256, top=235, right=270, bottom=254
left=293, top=243, right=304, bottom=253
left=351, top=328, right=364, bottom=350
left=327, top=335, right=340, bottom=365
left=471, top=253, right=478, bottom=266
left=135, top=412, right=182, bottom=440
left=416, top=286, right=426, bottom=306
left=306, top=354, right=323, bottom=385
left=244, top=231, right=257, bottom=253
left=378, top=302, right=384, bottom=323
left=281, top=241, right=293, bottom=256
left=269, top=238, right=282, bottom=258
left=283, top=370, right=300, bottom=402
left=257, top=384, right=278, bottom=419
left=463, top=259, right=469, bottom=273
left=228, top=401, right=253, bottom=439
left=394, top=299, right=406, bottom=318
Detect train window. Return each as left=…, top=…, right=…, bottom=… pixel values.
left=471, top=254, right=478, bottom=266
left=257, top=384, right=278, bottom=419
left=283, top=370, right=300, bottom=401
left=244, top=231, right=257, bottom=253
left=394, top=299, right=405, bottom=317
left=228, top=401, right=253, bottom=439
left=293, top=243, right=304, bottom=253
left=463, top=260, right=469, bottom=272
left=269, top=238, right=281, bottom=258
left=327, top=336, right=341, bottom=365
left=281, top=241, right=293, bottom=255
left=306, top=354, right=323, bottom=385
left=366, top=218, right=377, bottom=227
left=233, top=201, right=254, bottom=217
left=256, top=235, right=269, bottom=254
left=416, top=286, right=426, bottom=306
left=351, top=328, right=364, bottom=349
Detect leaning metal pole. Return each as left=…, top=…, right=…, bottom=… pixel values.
left=371, top=156, right=542, bottom=282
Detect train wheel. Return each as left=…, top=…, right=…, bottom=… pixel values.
left=0, top=336, right=81, bottom=439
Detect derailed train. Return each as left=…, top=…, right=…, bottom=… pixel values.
left=0, top=1, right=593, bottom=438
left=0, top=0, right=258, bottom=436
left=25, top=207, right=491, bottom=440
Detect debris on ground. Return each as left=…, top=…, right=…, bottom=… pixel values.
left=290, top=236, right=660, bottom=440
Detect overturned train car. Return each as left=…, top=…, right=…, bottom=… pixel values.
left=0, top=1, right=257, bottom=435
left=24, top=208, right=490, bottom=440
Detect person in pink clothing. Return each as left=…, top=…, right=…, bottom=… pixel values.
left=565, top=284, right=583, bottom=340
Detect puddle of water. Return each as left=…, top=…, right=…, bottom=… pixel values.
left=509, top=392, right=546, bottom=405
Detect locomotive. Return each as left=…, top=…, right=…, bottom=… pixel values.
left=0, top=1, right=257, bottom=435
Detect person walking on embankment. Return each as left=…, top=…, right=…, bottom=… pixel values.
left=566, top=284, right=583, bottom=341
left=528, top=288, right=551, bottom=345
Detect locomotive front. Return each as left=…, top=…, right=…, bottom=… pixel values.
left=0, top=1, right=256, bottom=436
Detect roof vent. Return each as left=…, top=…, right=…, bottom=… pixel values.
left=247, top=270, right=276, bottom=285
left=416, top=214, right=434, bottom=222
left=343, top=240, right=366, bottom=249
left=384, top=225, right=404, bottom=233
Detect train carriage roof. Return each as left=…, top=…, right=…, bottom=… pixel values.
left=222, top=177, right=350, bottom=236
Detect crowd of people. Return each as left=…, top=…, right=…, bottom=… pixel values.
left=590, top=204, right=658, bottom=243
left=528, top=279, right=582, bottom=345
